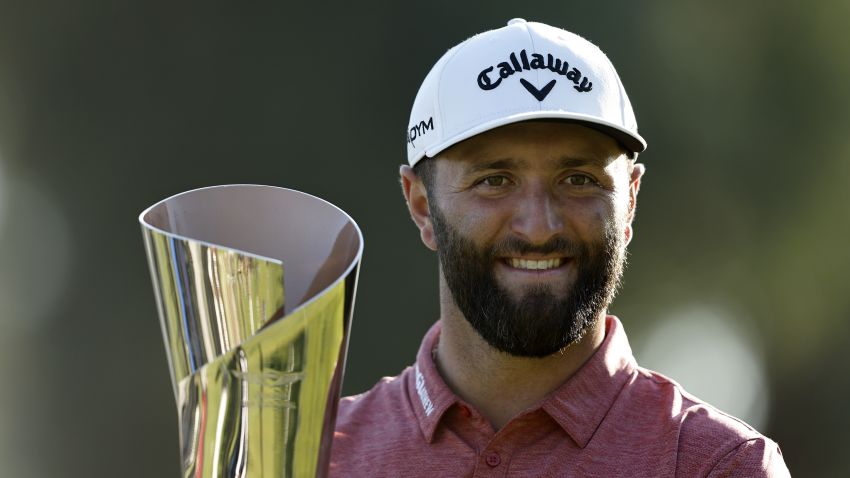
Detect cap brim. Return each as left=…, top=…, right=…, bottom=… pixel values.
left=424, top=111, right=646, bottom=160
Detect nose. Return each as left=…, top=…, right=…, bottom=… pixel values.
left=509, top=185, right=564, bottom=245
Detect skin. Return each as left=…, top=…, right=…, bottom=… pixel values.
left=400, top=121, right=645, bottom=430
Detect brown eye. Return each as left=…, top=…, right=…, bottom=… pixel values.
left=482, top=175, right=508, bottom=187
left=566, top=174, right=593, bottom=186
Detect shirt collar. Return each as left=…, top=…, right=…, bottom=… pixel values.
left=408, top=321, right=457, bottom=443
left=408, top=316, right=637, bottom=446
left=541, top=315, right=637, bottom=448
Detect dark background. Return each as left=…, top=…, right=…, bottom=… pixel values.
left=0, top=1, right=847, bottom=476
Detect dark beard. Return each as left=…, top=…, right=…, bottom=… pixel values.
left=431, top=204, right=626, bottom=358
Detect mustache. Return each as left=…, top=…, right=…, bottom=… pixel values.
left=489, top=236, right=585, bottom=257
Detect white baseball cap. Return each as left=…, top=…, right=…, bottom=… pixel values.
left=406, top=18, right=646, bottom=167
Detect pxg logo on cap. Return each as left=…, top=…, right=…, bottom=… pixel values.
left=406, top=18, right=646, bottom=167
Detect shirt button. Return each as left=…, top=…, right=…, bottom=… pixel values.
left=486, top=453, right=501, bottom=467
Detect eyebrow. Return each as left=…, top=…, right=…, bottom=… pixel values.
left=464, top=155, right=610, bottom=174
left=464, top=158, right=529, bottom=174
left=556, top=155, right=612, bottom=168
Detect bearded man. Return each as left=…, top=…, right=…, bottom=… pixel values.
left=330, top=19, right=790, bottom=477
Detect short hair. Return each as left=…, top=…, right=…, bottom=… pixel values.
left=412, top=157, right=437, bottom=200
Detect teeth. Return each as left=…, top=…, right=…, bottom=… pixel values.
left=508, top=258, right=562, bottom=270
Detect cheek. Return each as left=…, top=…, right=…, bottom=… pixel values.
left=561, top=196, right=623, bottom=240
left=442, top=198, right=510, bottom=237
left=612, top=190, right=633, bottom=228
left=590, top=183, right=632, bottom=222
left=562, top=195, right=607, bottom=221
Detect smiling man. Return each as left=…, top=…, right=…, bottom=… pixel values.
left=331, top=19, right=789, bottom=477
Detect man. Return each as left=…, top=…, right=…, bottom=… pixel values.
left=331, top=19, right=789, bottom=477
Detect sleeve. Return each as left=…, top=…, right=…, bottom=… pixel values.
left=708, top=437, right=791, bottom=478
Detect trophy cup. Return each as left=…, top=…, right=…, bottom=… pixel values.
left=139, top=185, right=363, bottom=477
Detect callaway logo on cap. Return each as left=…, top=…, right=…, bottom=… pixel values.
left=406, top=18, right=646, bottom=166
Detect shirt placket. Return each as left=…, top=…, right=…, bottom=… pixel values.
left=445, top=402, right=512, bottom=478
left=468, top=408, right=558, bottom=477
left=473, top=442, right=511, bottom=478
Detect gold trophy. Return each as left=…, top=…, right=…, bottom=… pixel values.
left=139, top=185, right=363, bottom=477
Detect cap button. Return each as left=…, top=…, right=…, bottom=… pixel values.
left=507, top=18, right=526, bottom=26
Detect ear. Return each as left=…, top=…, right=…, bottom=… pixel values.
left=623, top=162, right=645, bottom=246
left=400, top=164, right=438, bottom=251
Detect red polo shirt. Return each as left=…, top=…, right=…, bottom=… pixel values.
left=330, top=316, right=789, bottom=477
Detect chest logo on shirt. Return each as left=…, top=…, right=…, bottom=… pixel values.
left=476, top=49, right=594, bottom=101
left=415, top=364, right=435, bottom=416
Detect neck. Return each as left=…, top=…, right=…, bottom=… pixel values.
left=434, top=279, right=606, bottom=431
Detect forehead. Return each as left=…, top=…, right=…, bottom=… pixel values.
left=437, top=121, right=626, bottom=170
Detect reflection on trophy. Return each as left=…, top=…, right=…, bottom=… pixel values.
left=139, top=185, right=363, bottom=477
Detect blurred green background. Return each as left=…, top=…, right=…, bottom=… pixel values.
left=0, top=1, right=847, bottom=476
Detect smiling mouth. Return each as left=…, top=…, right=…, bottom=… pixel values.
left=502, top=257, right=567, bottom=271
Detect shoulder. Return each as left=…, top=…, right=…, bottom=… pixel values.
left=331, top=367, right=422, bottom=470
left=628, top=366, right=790, bottom=477
left=335, top=367, right=413, bottom=431
left=629, top=366, right=762, bottom=443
